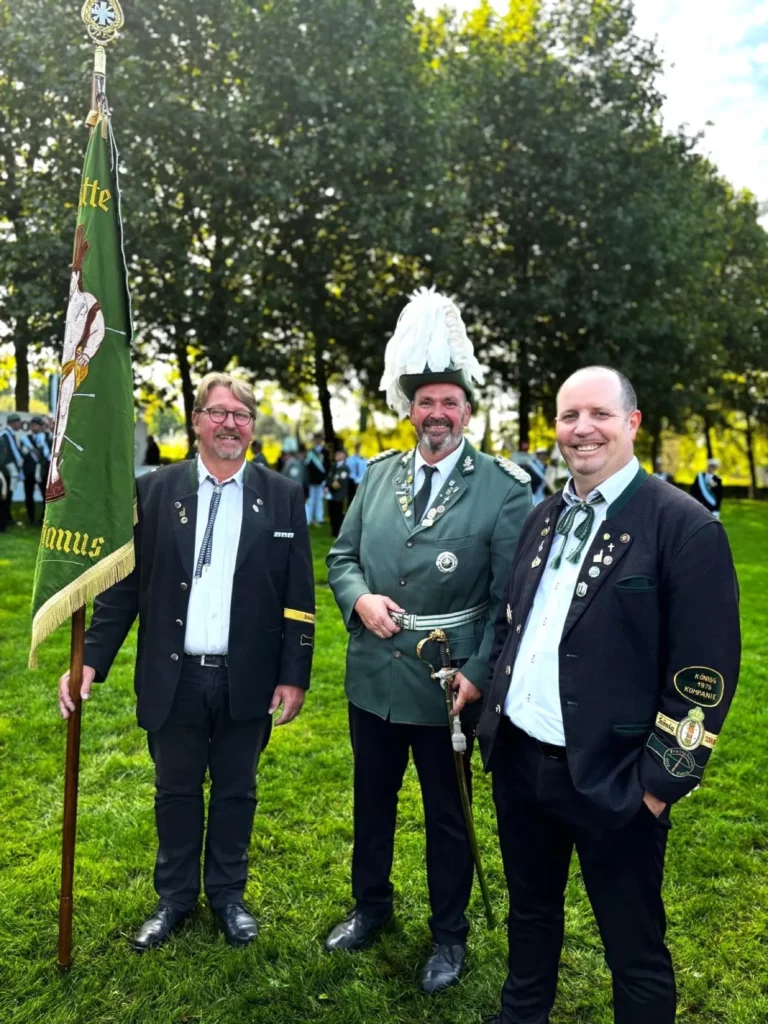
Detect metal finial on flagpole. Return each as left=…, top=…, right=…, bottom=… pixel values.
left=81, top=2, right=123, bottom=125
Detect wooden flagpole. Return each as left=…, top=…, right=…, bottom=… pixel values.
left=57, top=2, right=124, bottom=971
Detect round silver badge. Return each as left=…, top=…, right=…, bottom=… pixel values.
left=436, top=551, right=458, bottom=574
left=588, top=566, right=600, bottom=578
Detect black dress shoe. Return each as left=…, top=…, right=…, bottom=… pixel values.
left=214, top=902, right=259, bottom=946
left=132, top=904, right=191, bottom=952
left=324, top=908, right=392, bottom=951
left=419, top=942, right=466, bottom=993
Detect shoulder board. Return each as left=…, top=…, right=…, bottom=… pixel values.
left=367, top=449, right=401, bottom=466
left=494, top=455, right=531, bottom=486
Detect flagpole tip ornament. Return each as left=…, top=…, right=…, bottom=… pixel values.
left=379, top=286, right=484, bottom=419
left=81, top=1, right=124, bottom=45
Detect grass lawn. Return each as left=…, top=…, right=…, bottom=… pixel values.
left=0, top=501, right=766, bottom=1024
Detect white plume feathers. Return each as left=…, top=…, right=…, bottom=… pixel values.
left=379, top=286, right=484, bottom=418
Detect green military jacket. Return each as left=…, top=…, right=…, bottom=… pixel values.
left=327, top=440, right=532, bottom=725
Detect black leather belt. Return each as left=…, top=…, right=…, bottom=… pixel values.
left=501, top=717, right=567, bottom=761
left=184, top=653, right=228, bottom=667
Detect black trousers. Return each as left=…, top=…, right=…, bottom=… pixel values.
left=492, top=720, right=675, bottom=1024
left=146, top=661, right=272, bottom=911
left=24, top=473, right=44, bottom=524
left=348, top=701, right=475, bottom=945
left=0, top=467, right=13, bottom=531
left=328, top=500, right=345, bottom=537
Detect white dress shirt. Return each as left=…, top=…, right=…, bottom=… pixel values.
left=413, top=443, right=465, bottom=522
left=184, top=457, right=245, bottom=656
left=504, top=456, right=640, bottom=744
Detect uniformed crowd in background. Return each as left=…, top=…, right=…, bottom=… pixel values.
left=0, top=412, right=54, bottom=532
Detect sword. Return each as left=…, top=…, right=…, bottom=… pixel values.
left=416, top=628, right=496, bottom=929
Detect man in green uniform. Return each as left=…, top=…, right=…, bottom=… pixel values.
left=324, top=287, right=532, bottom=993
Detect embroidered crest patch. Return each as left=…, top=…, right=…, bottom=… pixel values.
left=673, top=666, right=725, bottom=708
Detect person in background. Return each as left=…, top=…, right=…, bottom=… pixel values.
left=528, top=448, right=549, bottom=505
left=144, top=434, right=161, bottom=466
left=689, top=458, right=723, bottom=519
left=325, top=448, right=350, bottom=537
left=652, top=458, right=673, bottom=484
left=346, top=443, right=367, bottom=504
left=0, top=413, right=24, bottom=532
left=21, top=415, right=51, bottom=524
left=281, top=450, right=307, bottom=490
left=305, top=433, right=329, bottom=525
left=250, top=439, right=268, bottom=468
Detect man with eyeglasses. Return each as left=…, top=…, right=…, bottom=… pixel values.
left=57, top=371, right=315, bottom=952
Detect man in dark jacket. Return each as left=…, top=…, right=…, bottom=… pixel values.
left=58, top=372, right=315, bottom=952
left=478, top=366, right=740, bottom=1024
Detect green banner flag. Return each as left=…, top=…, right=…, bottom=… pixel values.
left=30, top=115, right=135, bottom=667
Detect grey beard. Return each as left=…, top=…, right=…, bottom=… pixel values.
left=212, top=439, right=244, bottom=460
left=417, top=425, right=463, bottom=456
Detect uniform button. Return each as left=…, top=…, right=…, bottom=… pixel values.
left=505, top=665, right=511, bottom=676
left=393, top=651, right=402, bottom=659
left=180, top=582, right=188, bottom=591
left=515, top=624, right=522, bottom=634
left=170, top=653, right=179, bottom=662
left=399, top=579, right=406, bottom=586
left=406, top=541, right=413, bottom=548
left=175, top=619, right=183, bottom=627
left=495, top=704, right=501, bottom=714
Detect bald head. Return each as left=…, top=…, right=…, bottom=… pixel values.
left=557, top=366, right=637, bottom=415
left=555, top=366, right=641, bottom=497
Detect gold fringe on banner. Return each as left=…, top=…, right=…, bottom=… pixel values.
left=29, top=539, right=135, bottom=669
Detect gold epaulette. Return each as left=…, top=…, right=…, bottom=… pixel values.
left=367, top=449, right=401, bottom=466
left=494, top=455, right=531, bottom=486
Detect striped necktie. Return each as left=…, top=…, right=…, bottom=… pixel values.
left=551, top=492, right=604, bottom=569
left=194, top=476, right=234, bottom=578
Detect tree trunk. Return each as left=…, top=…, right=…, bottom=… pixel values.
left=174, top=338, right=196, bottom=456
left=702, top=413, right=714, bottom=460
left=314, top=335, right=336, bottom=443
left=14, top=331, right=30, bottom=411
left=745, top=414, right=757, bottom=498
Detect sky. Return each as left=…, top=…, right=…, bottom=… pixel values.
left=421, top=0, right=768, bottom=206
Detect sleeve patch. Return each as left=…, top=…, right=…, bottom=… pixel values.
left=284, top=608, right=315, bottom=624
left=673, top=666, right=724, bottom=708
left=656, top=710, right=717, bottom=751
left=494, top=455, right=531, bottom=486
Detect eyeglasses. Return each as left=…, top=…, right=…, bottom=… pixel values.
left=200, top=407, right=253, bottom=427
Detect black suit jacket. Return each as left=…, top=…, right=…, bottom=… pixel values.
left=85, top=459, right=315, bottom=731
left=478, top=468, right=740, bottom=828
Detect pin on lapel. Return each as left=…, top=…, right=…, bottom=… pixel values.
left=604, top=555, right=613, bottom=565
left=538, top=541, right=545, bottom=552
left=531, top=556, right=542, bottom=568
left=588, top=566, right=601, bottom=578
left=608, top=543, right=615, bottom=552
left=576, top=582, right=588, bottom=597
left=603, top=532, right=610, bottom=541
left=253, top=504, right=260, bottom=513
left=620, top=533, right=631, bottom=544
left=462, top=455, right=474, bottom=474
left=593, top=550, right=603, bottom=563
left=541, top=527, right=550, bottom=537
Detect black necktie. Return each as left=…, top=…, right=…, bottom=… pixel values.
left=194, top=476, right=234, bottom=578
left=414, top=465, right=438, bottom=522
